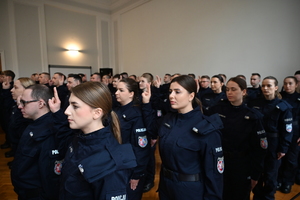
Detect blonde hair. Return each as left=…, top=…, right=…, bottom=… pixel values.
left=141, top=73, right=153, bottom=84
left=71, top=82, right=122, bottom=143
left=18, top=77, right=35, bottom=88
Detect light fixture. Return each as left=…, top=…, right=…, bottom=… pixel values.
left=68, top=48, right=79, bottom=53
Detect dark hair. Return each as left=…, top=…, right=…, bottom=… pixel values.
left=39, top=72, right=50, bottom=79
left=68, top=74, right=82, bottom=83
left=263, top=76, right=281, bottom=99
left=294, top=70, right=300, bottom=75
left=120, top=72, right=128, bottom=78
left=54, top=72, right=66, bottom=81
left=171, top=75, right=202, bottom=109
left=92, top=72, right=101, bottom=77
left=26, top=84, right=53, bottom=109
left=227, top=77, right=247, bottom=90
left=119, top=78, right=140, bottom=105
left=165, top=73, right=171, bottom=77
left=236, top=74, right=246, bottom=80
left=284, top=76, right=297, bottom=84
left=188, top=73, right=196, bottom=79
left=252, top=73, right=261, bottom=78
left=113, top=74, right=121, bottom=79
left=218, top=73, right=227, bottom=79
left=71, top=82, right=122, bottom=143
left=201, top=75, right=210, bottom=80
left=4, top=70, right=15, bottom=80
left=212, top=75, right=224, bottom=83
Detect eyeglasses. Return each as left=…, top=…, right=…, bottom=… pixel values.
left=19, top=99, right=39, bottom=107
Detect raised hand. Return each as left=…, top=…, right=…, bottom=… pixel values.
left=48, top=87, right=61, bottom=113
left=141, top=83, right=151, bottom=104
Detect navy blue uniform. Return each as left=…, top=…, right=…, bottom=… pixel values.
left=1, top=82, right=15, bottom=142
left=249, top=97, right=293, bottom=200
left=201, top=92, right=227, bottom=115
left=197, top=87, right=213, bottom=99
left=278, top=91, right=300, bottom=186
left=143, top=104, right=224, bottom=200
left=246, top=86, right=263, bottom=102
left=209, top=101, right=267, bottom=200
left=7, top=104, right=32, bottom=155
left=11, top=110, right=71, bottom=200
left=114, top=101, right=150, bottom=200
left=60, top=127, right=137, bottom=200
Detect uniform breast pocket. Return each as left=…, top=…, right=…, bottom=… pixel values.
left=64, top=174, right=91, bottom=197
left=176, top=136, right=201, bottom=152
left=22, top=146, right=38, bottom=158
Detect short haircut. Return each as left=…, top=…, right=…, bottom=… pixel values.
left=4, top=70, right=15, bottom=80
left=165, top=73, right=171, bottom=77
left=26, top=84, right=53, bottom=109
left=201, top=75, right=210, bottom=80
left=39, top=72, right=50, bottom=79
left=54, top=72, right=66, bottom=81
left=68, top=74, right=82, bottom=83
left=251, top=73, right=261, bottom=78
left=294, top=70, right=300, bottom=75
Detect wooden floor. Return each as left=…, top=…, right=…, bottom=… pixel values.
left=0, top=132, right=299, bottom=200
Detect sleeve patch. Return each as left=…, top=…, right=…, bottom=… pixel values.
left=217, top=157, right=224, bottom=174
left=138, top=135, right=148, bottom=148
left=260, top=137, right=268, bottom=149
left=286, top=123, right=292, bottom=133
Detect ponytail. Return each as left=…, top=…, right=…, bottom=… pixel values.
left=110, top=110, right=122, bottom=144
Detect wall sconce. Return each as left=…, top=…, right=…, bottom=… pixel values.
left=67, top=48, right=79, bottom=53
left=66, top=48, right=80, bottom=56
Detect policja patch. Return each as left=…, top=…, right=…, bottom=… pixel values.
left=54, top=160, right=63, bottom=175
left=217, top=157, right=224, bottom=174
left=138, top=135, right=148, bottom=148
left=286, top=123, right=292, bottom=133
left=260, top=137, right=268, bottom=149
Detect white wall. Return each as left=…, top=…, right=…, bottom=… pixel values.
left=116, top=0, right=300, bottom=85
left=0, top=0, right=112, bottom=78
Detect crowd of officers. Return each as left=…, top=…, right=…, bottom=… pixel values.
left=0, top=69, right=299, bottom=200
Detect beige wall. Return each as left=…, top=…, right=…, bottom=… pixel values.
left=115, top=0, right=300, bottom=85
left=0, top=0, right=299, bottom=86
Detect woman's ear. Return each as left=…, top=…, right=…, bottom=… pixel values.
left=93, top=108, right=103, bottom=120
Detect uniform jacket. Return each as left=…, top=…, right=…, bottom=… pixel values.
left=143, top=104, right=224, bottom=200
left=201, top=92, right=227, bottom=115
left=60, top=127, right=137, bottom=200
left=209, top=101, right=267, bottom=180
left=114, top=101, right=150, bottom=179
left=11, top=110, right=71, bottom=199
left=280, top=91, right=300, bottom=137
left=248, top=97, right=293, bottom=153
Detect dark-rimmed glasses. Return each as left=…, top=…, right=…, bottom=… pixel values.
left=19, top=99, right=39, bottom=107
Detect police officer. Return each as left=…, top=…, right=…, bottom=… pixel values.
left=11, top=84, right=71, bottom=200
left=201, top=74, right=227, bottom=115
left=277, top=76, right=300, bottom=193
left=142, top=75, right=224, bottom=200
left=208, top=77, right=267, bottom=200
left=114, top=78, right=150, bottom=200
left=60, top=82, right=137, bottom=200
left=248, top=76, right=293, bottom=200
left=6, top=78, right=35, bottom=161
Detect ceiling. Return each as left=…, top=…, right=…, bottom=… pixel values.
left=68, top=0, right=143, bottom=13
